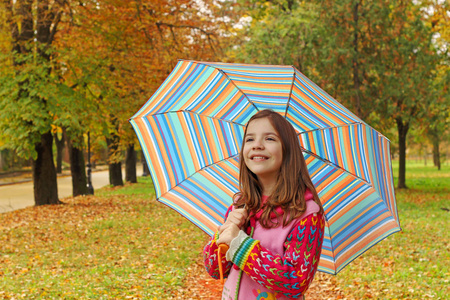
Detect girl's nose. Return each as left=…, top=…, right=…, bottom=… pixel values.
left=252, top=139, right=264, bottom=149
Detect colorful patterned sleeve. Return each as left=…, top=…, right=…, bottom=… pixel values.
left=203, top=232, right=233, bottom=280
left=230, top=213, right=325, bottom=298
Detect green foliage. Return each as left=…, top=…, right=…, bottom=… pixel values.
left=227, top=0, right=446, bottom=189
left=229, top=0, right=320, bottom=72
left=0, top=52, right=52, bottom=159
left=0, top=47, right=87, bottom=159
left=228, top=0, right=443, bottom=128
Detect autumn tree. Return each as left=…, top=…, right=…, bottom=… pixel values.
left=227, top=0, right=381, bottom=120
left=315, top=0, right=441, bottom=188
left=311, top=0, right=443, bottom=187
left=56, top=0, right=228, bottom=186
left=227, top=1, right=320, bottom=71
left=229, top=0, right=443, bottom=189
left=422, top=0, right=450, bottom=170
left=369, top=1, right=440, bottom=188
left=0, top=0, right=68, bottom=205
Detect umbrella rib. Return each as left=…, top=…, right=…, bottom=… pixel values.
left=188, top=60, right=260, bottom=113
left=181, top=109, right=248, bottom=128
left=216, top=68, right=260, bottom=112
left=297, top=122, right=363, bottom=134
left=284, top=66, right=296, bottom=118
left=198, top=153, right=240, bottom=173
left=301, top=147, right=371, bottom=186
left=158, top=154, right=240, bottom=200
left=299, top=121, right=390, bottom=144
left=155, top=154, right=240, bottom=231
left=143, top=110, right=248, bottom=128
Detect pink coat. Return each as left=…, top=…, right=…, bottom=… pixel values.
left=204, top=197, right=325, bottom=299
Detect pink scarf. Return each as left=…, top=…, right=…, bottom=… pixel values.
left=226, top=189, right=314, bottom=270
left=247, top=189, right=313, bottom=234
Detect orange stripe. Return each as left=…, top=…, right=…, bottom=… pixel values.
left=165, top=188, right=224, bottom=221
left=203, top=168, right=238, bottom=194
left=189, top=115, right=209, bottom=166
left=216, top=121, right=230, bottom=158
left=204, top=119, right=218, bottom=163
left=295, top=77, right=355, bottom=124
left=315, top=168, right=343, bottom=193
left=148, top=118, right=176, bottom=189
left=335, top=210, right=392, bottom=254
left=179, top=112, right=200, bottom=172
left=149, top=62, right=193, bottom=113
left=328, top=183, right=369, bottom=226
left=164, top=195, right=220, bottom=234
left=329, top=190, right=377, bottom=234
left=179, top=69, right=223, bottom=112
left=319, top=175, right=355, bottom=212
left=340, top=128, right=352, bottom=175
left=352, top=127, right=361, bottom=178
left=290, top=87, right=345, bottom=125
left=362, top=128, right=375, bottom=185
left=333, top=128, right=344, bottom=169
left=202, top=84, right=237, bottom=116
left=136, top=119, right=167, bottom=188
left=334, top=218, right=398, bottom=266
left=167, top=67, right=210, bottom=112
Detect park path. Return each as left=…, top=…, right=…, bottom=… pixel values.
left=0, top=167, right=121, bottom=213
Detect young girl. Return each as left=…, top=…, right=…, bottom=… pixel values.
left=203, top=109, right=325, bottom=300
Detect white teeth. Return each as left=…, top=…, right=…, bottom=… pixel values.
left=252, top=156, right=266, bottom=160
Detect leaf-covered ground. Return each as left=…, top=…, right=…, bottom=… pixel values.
left=0, top=163, right=448, bottom=299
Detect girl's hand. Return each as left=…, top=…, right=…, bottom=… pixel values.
left=216, top=208, right=247, bottom=246
left=219, top=208, right=248, bottom=231
left=217, top=223, right=240, bottom=246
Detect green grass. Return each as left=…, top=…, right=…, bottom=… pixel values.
left=0, top=177, right=207, bottom=299
left=333, top=161, right=450, bottom=299
left=0, top=162, right=448, bottom=299
left=392, top=161, right=450, bottom=193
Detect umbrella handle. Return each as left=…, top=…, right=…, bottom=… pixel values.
left=217, top=244, right=229, bottom=284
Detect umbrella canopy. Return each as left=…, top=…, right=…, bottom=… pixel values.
left=130, top=60, right=401, bottom=275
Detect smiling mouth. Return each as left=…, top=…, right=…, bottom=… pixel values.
left=251, top=156, right=268, bottom=161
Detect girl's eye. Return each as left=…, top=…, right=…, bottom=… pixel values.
left=266, top=137, right=275, bottom=141
left=245, top=138, right=254, bottom=142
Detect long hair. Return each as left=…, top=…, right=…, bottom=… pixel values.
left=234, top=109, right=324, bottom=229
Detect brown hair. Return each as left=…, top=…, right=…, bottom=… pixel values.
left=234, top=109, right=323, bottom=229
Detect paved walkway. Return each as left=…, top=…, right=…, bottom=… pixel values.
left=0, top=167, right=136, bottom=213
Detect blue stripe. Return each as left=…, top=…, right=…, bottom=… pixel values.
left=184, top=113, right=206, bottom=168
left=332, top=203, right=390, bottom=250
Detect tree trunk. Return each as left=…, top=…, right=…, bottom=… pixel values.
left=422, top=144, right=427, bottom=166
left=55, top=133, right=65, bottom=174
left=432, top=136, right=441, bottom=171
left=106, top=135, right=123, bottom=186
left=33, top=131, right=60, bottom=205
left=125, top=144, right=137, bottom=183
left=396, top=117, right=409, bottom=189
left=142, top=153, right=150, bottom=177
left=67, top=137, right=88, bottom=196
left=6, top=0, right=64, bottom=206
left=109, top=162, right=123, bottom=186
left=352, top=1, right=363, bottom=119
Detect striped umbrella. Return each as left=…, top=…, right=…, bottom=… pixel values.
left=130, top=60, right=401, bottom=275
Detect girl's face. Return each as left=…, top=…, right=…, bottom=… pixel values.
left=243, top=117, right=283, bottom=185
